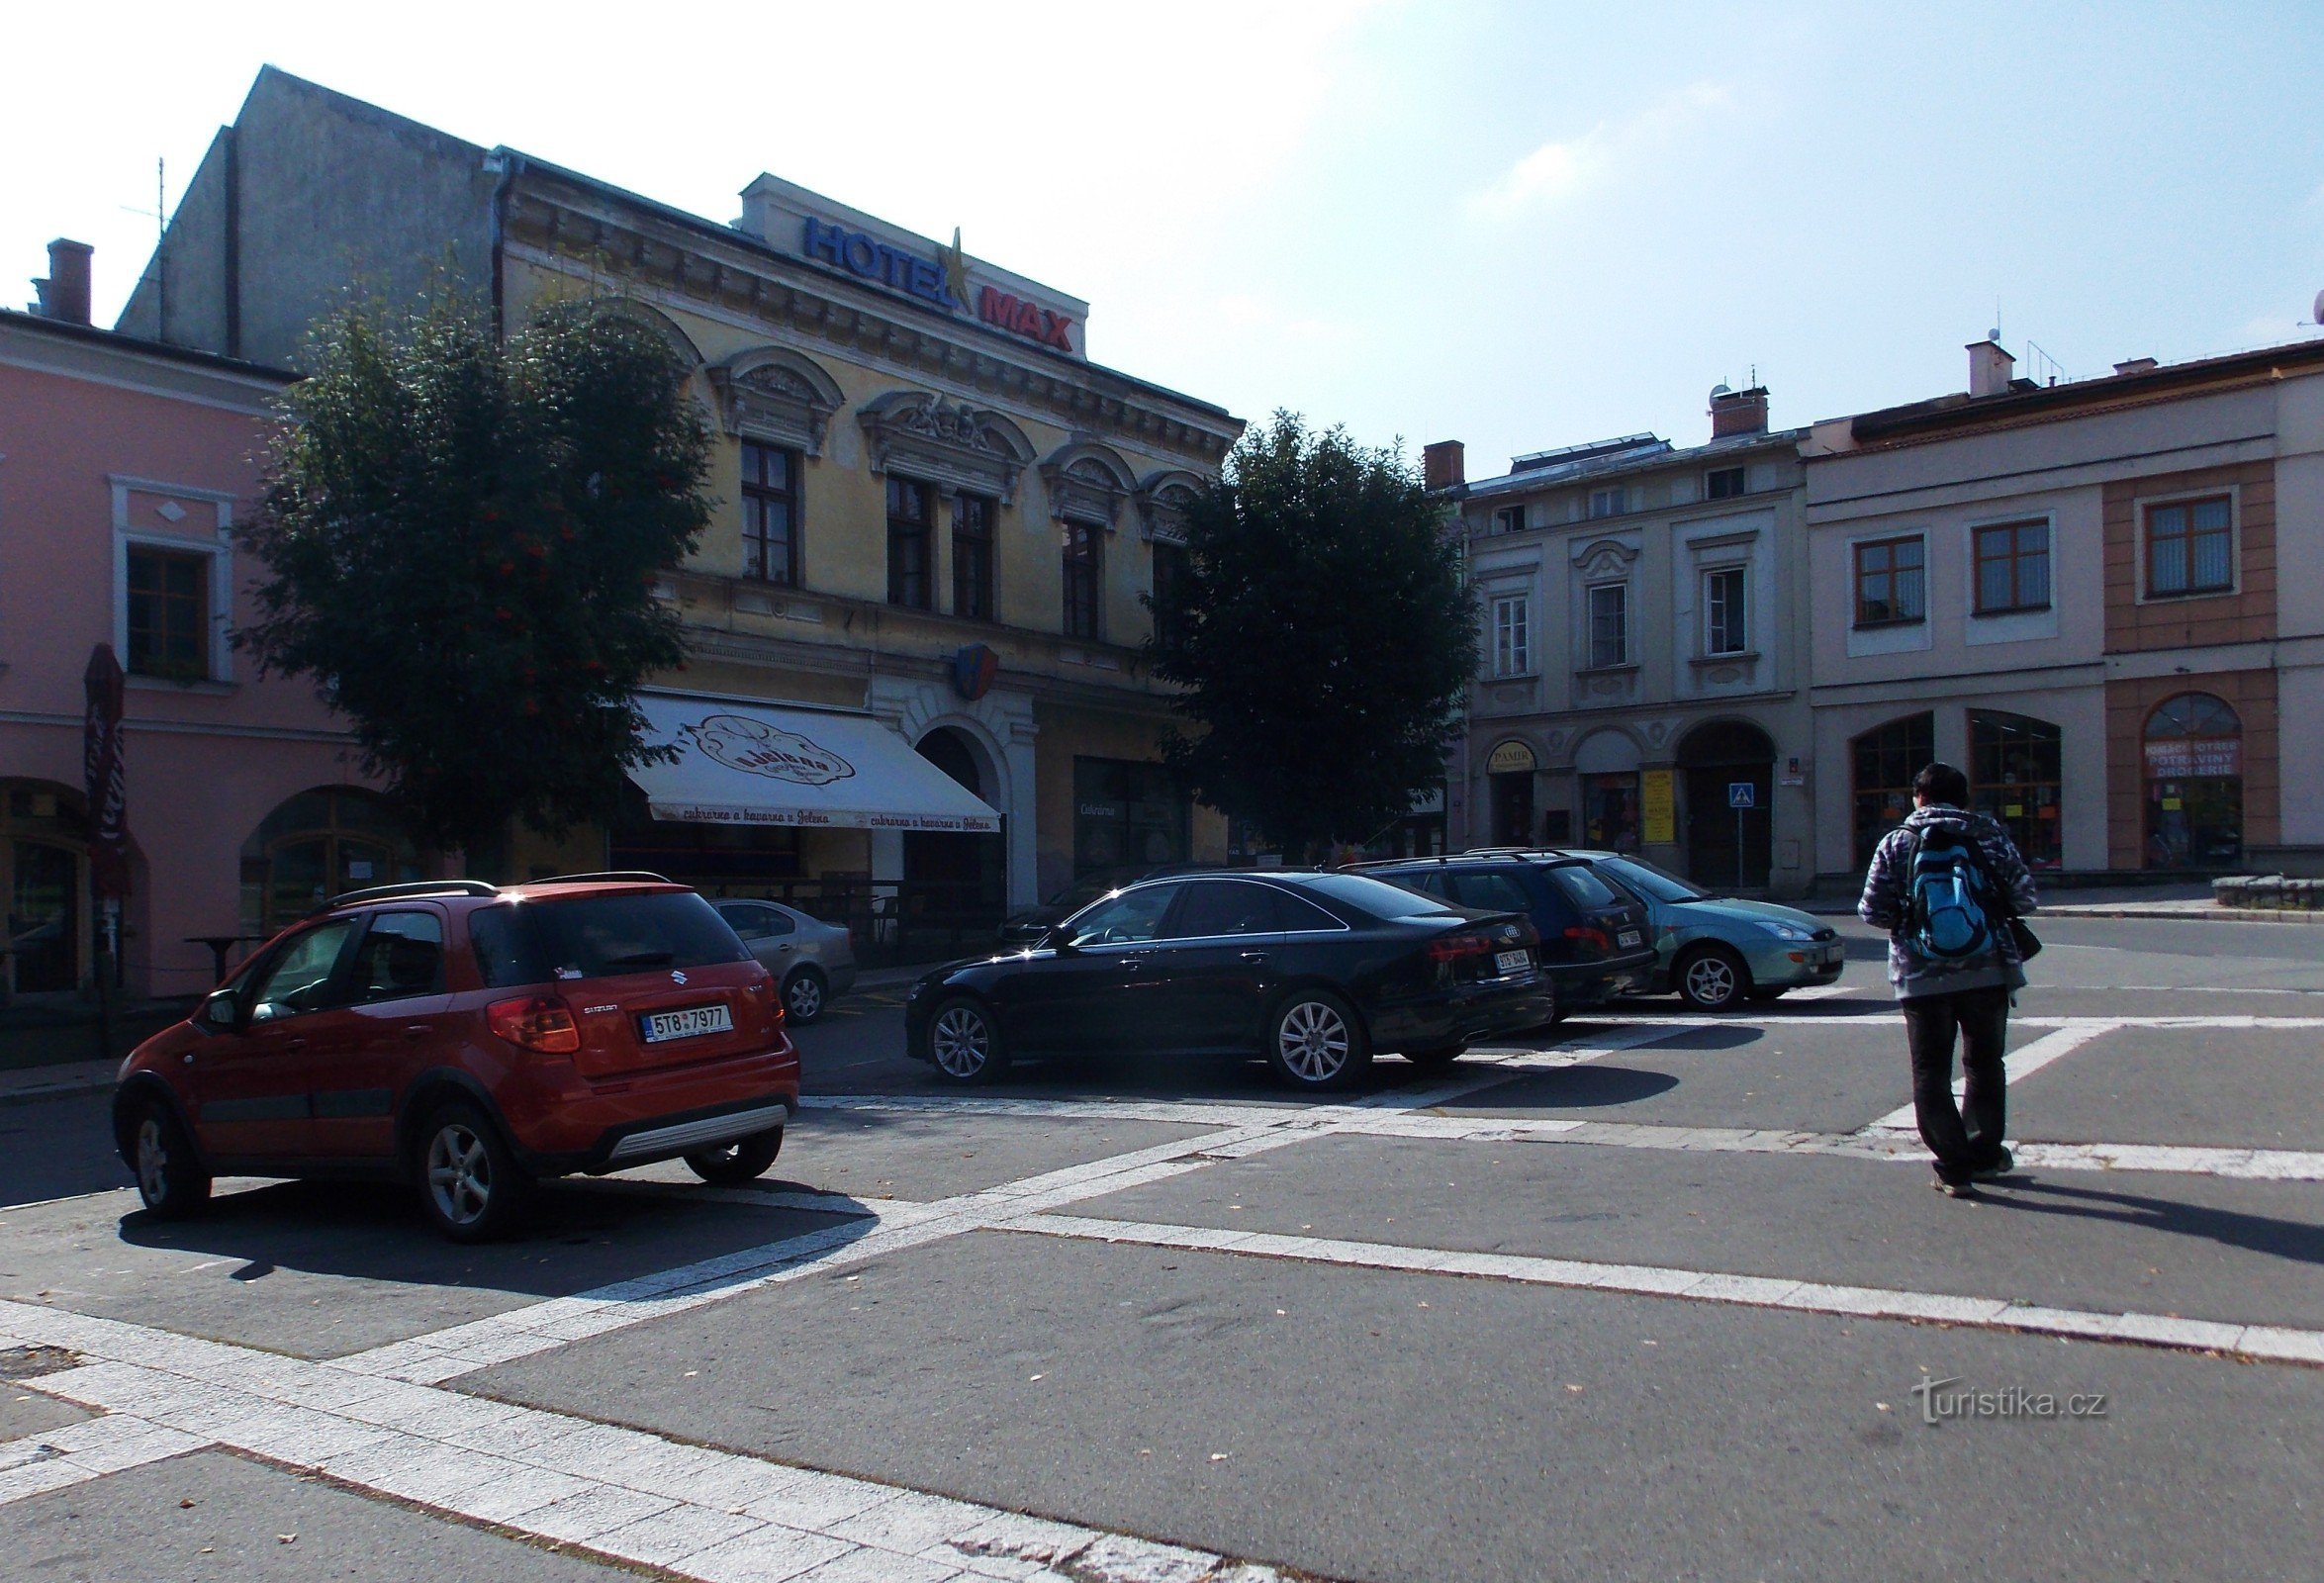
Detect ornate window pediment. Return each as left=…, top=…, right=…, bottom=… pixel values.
left=1040, top=440, right=1138, bottom=529
left=707, top=347, right=844, bottom=456
left=1570, top=536, right=1639, bottom=580
left=1135, top=468, right=1206, bottom=546
left=857, top=391, right=1036, bottom=503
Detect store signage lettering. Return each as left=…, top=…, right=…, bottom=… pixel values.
left=2143, top=737, right=2240, bottom=780
left=1485, top=741, right=1536, bottom=775
left=684, top=713, right=857, bottom=786
left=977, top=286, right=1075, bottom=350
left=800, top=217, right=1078, bottom=350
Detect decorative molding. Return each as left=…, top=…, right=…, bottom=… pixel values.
left=1041, top=441, right=1138, bottom=529
left=707, top=346, right=844, bottom=456
left=856, top=391, right=1037, bottom=503
left=1571, top=537, right=1640, bottom=579
left=1134, top=468, right=1206, bottom=545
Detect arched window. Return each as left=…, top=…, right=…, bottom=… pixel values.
left=2, top=781, right=88, bottom=994
left=1852, top=713, right=1934, bottom=868
left=238, top=789, right=420, bottom=934
left=2142, top=693, right=2242, bottom=869
left=1970, top=712, right=2063, bottom=870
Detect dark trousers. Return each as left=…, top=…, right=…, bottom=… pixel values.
left=1902, top=985, right=2010, bottom=1183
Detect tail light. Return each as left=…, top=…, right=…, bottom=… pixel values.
left=488, top=994, right=582, bottom=1054
left=1426, top=931, right=1497, bottom=965
left=1563, top=925, right=1612, bottom=953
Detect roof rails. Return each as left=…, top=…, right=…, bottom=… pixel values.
left=315, top=880, right=499, bottom=914
left=524, top=871, right=674, bottom=886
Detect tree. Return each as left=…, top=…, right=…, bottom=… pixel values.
left=1147, top=412, right=1478, bottom=860
left=238, top=294, right=713, bottom=870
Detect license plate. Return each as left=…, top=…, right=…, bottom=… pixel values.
left=639, top=1003, right=733, bottom=1044
left=1494, top=949, right=1531, bottom=976
left=1618, top=929, right=1642, bottom=949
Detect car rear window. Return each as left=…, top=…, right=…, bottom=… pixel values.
left=1445, top=872, right=1534, bottom=915
left=523, top=891, right=750, bottom=981
left=1545, top=865, right=1623, bottom=910
left=1300, top=873, right=1461, bottom=920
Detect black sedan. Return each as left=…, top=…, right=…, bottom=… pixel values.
left=904, top=871, right=1554, bottom=1091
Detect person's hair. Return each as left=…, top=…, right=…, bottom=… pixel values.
left=1914, top=762, right=1970, bottom=806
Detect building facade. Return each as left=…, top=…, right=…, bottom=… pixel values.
left=118, top=68, right=1244, bottom=924
left=1433, top=386, right=1817, bottom=895
left=1802, top=336, right=2324, bottom=886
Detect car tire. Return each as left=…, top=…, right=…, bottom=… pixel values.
left=1676, top=945, right=1751, bottom=1012
left=685, top=1127, right=785, bottom=1184
left=127, top=1097, right=211, bottom=1220
left=782, top=965, right=829, bottom=1026
left=1266, top=989, right=1371, bottom=1090
left=415, top=1100, right=530, bottom=1243
left=925, top=995, right=1008, bottom=1084
left=1405, top=1045, right=1465, bottom=1069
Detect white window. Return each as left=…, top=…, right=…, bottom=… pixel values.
left=1587, top=583, right=1628, bottom=668
left=1588, top=487, right=1626, bottom=519
left=1492, top=596, right=1532, bottom=676
left=1704, top=567, right=1748, bottom=655
left=112, top=479, right=235, bottom=687
left=1492, top=504, right=1526, bottom=535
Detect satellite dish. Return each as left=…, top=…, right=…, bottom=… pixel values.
left=1709, top=382, right=1732, bottom=400
left=2314, top=287, right=2324, bottom=325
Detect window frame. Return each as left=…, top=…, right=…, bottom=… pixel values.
left=1492, top=504, right=1527, bottom=535
left=952, top=491, right=997, bottom=621
left=1705, top=466, right=1746, bottom=501
left=1491, top=594, right=1532, bottom=677
left=885, top=476, right=934, bottom=610
left=125, top=543, right=213, bottom=682
left=1062, top=519, right=1103, bottom=640
left=1852, top=533, right=1927, bottom=629
left=1971, top=517, right=2051, bottom=616
left=2139, top=492, right=2236, bottom=603
left=740, top=440, right=801, bottom=586
left=1703, top=565, right=1749, bottom=656
left=1587, top=486, right=1626, bottom=519
left=1585, top=581, right=1629, bottom=670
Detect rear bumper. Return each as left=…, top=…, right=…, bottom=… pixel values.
left=517, top=1089, right=800, bottom=1176
left=1550, top=947, right=1661, bottom=1005
left=500, top=1039, right=801, bottom=1175
left=1372, top=978, right=1559, bottom=1050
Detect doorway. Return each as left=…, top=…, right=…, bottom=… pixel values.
left=904, top=728, right=1005, bottom=919
left=1678, top=720, right=1775, bottom=889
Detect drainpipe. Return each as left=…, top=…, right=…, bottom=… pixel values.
left=485, top=147, right=521, bottom=342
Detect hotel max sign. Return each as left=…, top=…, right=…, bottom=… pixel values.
left=799, top=216, right=1080, bottom=354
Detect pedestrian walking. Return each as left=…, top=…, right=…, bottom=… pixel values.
left=1858, top=762, right=2040, bottom=1196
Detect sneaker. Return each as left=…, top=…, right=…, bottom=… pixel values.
left=1932, top=1175, right=1979, bottom=1198
left=1972, top=1147, right=2015, bottom=1182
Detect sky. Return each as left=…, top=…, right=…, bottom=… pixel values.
left=7, top=1, right=2323, bottom=478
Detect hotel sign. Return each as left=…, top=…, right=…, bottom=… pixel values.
left=800, top=216, right=1079, bottom=354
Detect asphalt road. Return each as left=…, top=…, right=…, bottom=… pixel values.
left=2, top=913, right=2320, bottom=1581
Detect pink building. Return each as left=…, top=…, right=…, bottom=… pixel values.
left=1, top=241, right=406, bottom=1004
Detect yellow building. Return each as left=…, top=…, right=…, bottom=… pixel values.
left=120, top=69, right=1245, bottom=938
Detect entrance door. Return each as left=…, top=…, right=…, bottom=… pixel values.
left=1677, top=722, right=1775, bottom=889
left=8, top=840, right=78, bottom=993
left=1489, top=773, right=1534, bottom=847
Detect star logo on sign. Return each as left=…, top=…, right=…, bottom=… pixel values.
left=936, top=226, right=973, bottom=312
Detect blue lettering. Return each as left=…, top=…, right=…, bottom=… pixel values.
left=801, top=217, right=845, bottom=266
left=841, top=233, right=878, bottom=276
left=908, top=258, right=946, bottom=305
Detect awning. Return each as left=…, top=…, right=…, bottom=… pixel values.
left=628, top=695, right=1000, bottom=833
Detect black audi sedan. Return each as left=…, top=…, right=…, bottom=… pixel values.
left=904, top=870, right=1553, bottom=1090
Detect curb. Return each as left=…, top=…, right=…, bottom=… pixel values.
left=2039, top=905, right=2324, bottom=925
left=0, top=1064, right=118, bottom=1107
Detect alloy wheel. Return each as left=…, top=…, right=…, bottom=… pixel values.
left=785, top=973, right=824, bottom=1022
left=1684, top=954, right=1739, bottom=1007
left=135, top=1116, right=169, bottom=1203
left=931, top=1004, right=991, bottom=1077
left=425, top=1122, right=494, bottom=1227
left=1277, top=999, right=1351, bottom=1083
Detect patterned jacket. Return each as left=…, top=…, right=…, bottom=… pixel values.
left=1857, top=804, right=2040, bottom=999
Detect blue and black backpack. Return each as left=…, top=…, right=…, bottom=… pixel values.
left=1906, top=821, right=1994, bottom=961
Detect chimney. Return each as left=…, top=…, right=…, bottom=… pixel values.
left=1968, top=338, right=2015, bottom=399
left=31, top=238, right=93, bottom=326
left=1423, top=439, right=1466, bottom=493
left=1708, top=384, right=1769, bottom=439
left=2113, top=357, right=2159, bottom=376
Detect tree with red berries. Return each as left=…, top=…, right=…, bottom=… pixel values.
left=238, top=294, right=712, bottom=873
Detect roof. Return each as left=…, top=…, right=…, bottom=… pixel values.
left=1461, top=425, right=1804, bottom=502
left=0, top=307, right=297, bottom=383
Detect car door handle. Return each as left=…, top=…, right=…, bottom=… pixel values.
left=1240, top=951, right=1270, bottom=965
left=405, top=1024, right=432, bottom=1040
left=286, top=1038, right=309, bottom=1054
left=1121, top=952, right=1150, bottom=976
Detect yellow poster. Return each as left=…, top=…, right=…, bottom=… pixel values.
left=1642, top=769, right=1676, bottom=845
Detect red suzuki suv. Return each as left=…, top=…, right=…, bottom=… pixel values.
left=113, top=874, right=799, bottom=1242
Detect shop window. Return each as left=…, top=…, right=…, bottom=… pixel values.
left=127, top=545, right=211, bottom=680
left=238, top=788, right=421, bottom=935
left=1063, top=521, right=1103, bottom=639
left=1586, top=583, right=1628, bottom=669
left=886, top=477, right=933, bottom=609
left=1582, top=773, right=1642, bottom=853
left=1072, top=758, right=1186, bottom=876
left=1493, top=596, right=1532, bottom=676
left=1854, top=536, right=1925, bottom=627
left=1851, top=712, right=1934, bottom=867
left=2142, top=692, right=2242, bottom=869
left=609, top=782, right=803, bottom=893
left=2145, top=496, right=2233, bottom=599
left=1970, top=711, right=2063, bottom=870
left=1973, top=520, right=2050, bottom=614
left=1704, top=568, right=1748, bottom=655
left=1706, top=466, right=1746, bottom=501
left=2, top=782, right=86, bottom=995
left=741, top=442, right=800, bottom=585
left=952, top=493, right=995, bottom=621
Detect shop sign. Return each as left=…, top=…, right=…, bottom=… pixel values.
left=801, top=217, right=1080, bottom=352
left=1779, top=755, right=1807, bottom=788
left=683, top=713, right=857, bottom=786
left=2143, top=737, right=2240, bottom=780
left=1641, top=769, right=1677, bottom=845
left=1485, top=740, right=1537, bottom=775
left=951, top=643, right=999, bottom=701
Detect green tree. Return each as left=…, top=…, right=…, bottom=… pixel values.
left=238, top=295, right=713, bottom=871
left=1147, top=412, right=1478, bottom=861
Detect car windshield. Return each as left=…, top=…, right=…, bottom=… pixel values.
left=1595, top=856, right=1711, bottom=904
left=1303, top=873, right=1463, bottom=920
left=525, top=891, right=750, bottom=980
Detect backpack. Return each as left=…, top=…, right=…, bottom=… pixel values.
left=1906, top=821, right=1994, bottom=961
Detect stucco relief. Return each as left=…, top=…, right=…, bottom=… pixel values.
left=707, top=347, right=844, bottom=456
left=1040, top=441, right=1139, bottom=528
left=856, top=391, right=1037, bottom=503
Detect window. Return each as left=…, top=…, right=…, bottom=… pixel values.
left=2143, top=693, right=2243, bottom=869
left=1150, top=539, right=1188, bottom=646
left=526, top=890, right=752, bottom=978
left=1544, top=865, right=1623, bottom=910
left=346, top=911, right=445, bottom=1004
left=740, top=442, right=799, bottom=585
left=1493, top=505, right=1526, bottom=535
left=470, top=905, right=545, bottom=988
left=715, top=902, right=794, bottom=941
left=1162, top=880, right=1279, bottom=939
left=1072, top=758, right=1186, bottom=875
left=2145, top=496, right=2233, bottom=599
left=1970, top=712, right=2063, bottom=870
left=1446, top=871, right=1534, bottom=914
left=1851, top=711, right=1934, bottom=866
left=1974, top=519, right=2050, bottom=614
left=1587, top=583, right=1628, bottom=668
left=1061, top=882, right=1180, bottom=946
left=1492, top=596, right=1532, bottom=676
left=886, top=477, right=932, bottom=609
left=1588, top=487, right=1626, bottom=519
left=1853, top=535, right=1925, bottom=626
left=1706, top=466, right=1746, bottom=501
left=126, top=546, right=210, bottom=680
left=1704, top=567, right=1748, bottom=655
left=953, top=493, right=995, bottom=620
left=1063, top=521, right=1102, bottom=639
left=248, top=919, right=361, bottom=1022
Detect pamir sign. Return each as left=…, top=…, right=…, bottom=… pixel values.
left=799, top=216, right=1079, bottom=353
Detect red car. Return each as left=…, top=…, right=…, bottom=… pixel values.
left=113, top=874, right=799, bottom=1241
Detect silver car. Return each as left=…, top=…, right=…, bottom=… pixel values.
left=711, top=897, right=858, bottom=1025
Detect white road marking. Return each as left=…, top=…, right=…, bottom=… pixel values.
left=1005, top=1214, right=2324, bottom=1368
left=0, top=1412, right=207, bottom=1505
left=1863, top=1021, right=2116, bottom=1132
left=0, top=1301, right=1284, bottom=1581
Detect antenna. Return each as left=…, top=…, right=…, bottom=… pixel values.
left=120, top=157, right=167, bottom=335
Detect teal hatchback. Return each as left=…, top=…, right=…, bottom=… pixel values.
left=1560, top=851, right=1844, bottom=1011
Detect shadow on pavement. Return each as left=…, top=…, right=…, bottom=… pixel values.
left=1984, top=1176, right=2324, bottom=1266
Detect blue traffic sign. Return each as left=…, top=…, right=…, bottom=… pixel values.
left=1727, top=782, right=1757, bottom=809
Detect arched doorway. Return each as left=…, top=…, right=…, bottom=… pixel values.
left=1484, top=739, right=1537, bottom=847
left=2, top=780, right=88, bottom=995
left=1678, top=720, right=1775, bottom=888
left=904, top=727, right=1005, bottom=921
left=239, top=788, right=420, bottom=935
left=2143, top=693, right=2242, bottom=869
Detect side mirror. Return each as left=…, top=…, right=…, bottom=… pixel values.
left=199, top=994, right=239, bottom=1031
left=1046, top=933, right=1077, bottom=956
